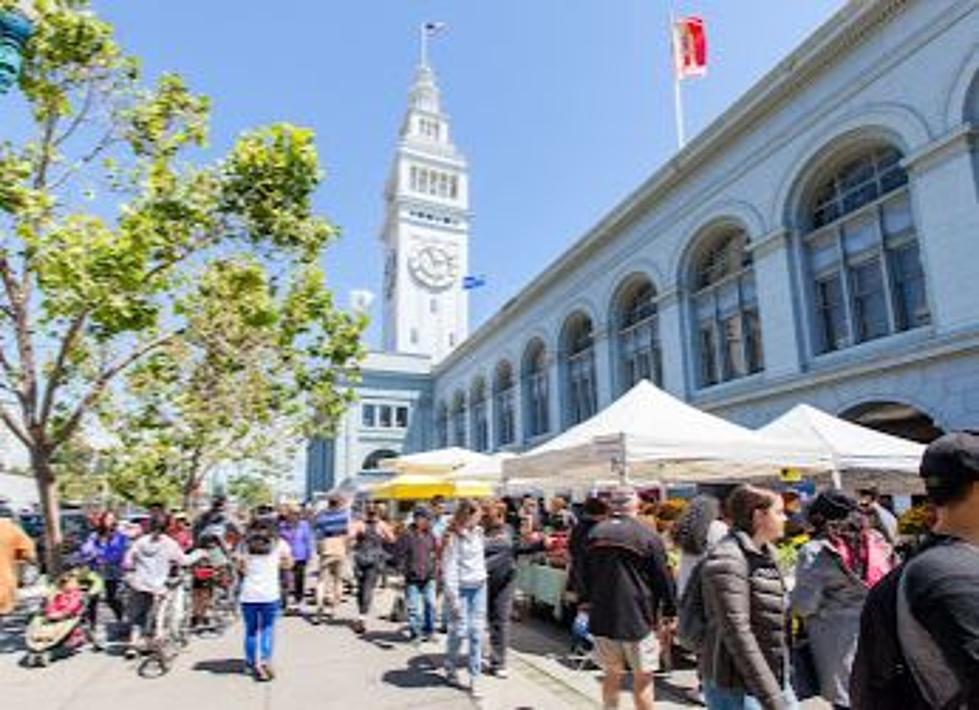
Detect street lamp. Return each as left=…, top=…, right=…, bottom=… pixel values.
left=0, top=2, right=34, bottom=95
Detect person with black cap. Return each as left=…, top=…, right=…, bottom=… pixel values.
left=855, top=486, right=898, bottom=546
left=397, top=506, right=439, bottom=642
left=850, top=431, right=979, bottom=710
left=791, top=490, right=894, bottom=709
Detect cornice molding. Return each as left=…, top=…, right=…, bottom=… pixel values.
left=902, top=123, right=977, bottom=173
left=749, top=229, right=790, bottom=259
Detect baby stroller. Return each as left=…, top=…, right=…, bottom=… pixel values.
left=567, top=609, right=597, bottom=671
left=24, top=568, right=104, bottom=667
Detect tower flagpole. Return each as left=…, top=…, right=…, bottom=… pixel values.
left=420, top=23, right=428, bottom=67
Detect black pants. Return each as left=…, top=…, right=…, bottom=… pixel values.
left=85, top=580, right=124, bottom=627
left=488, top=577, right=515, bottom=669
left=355, top=563, right=379, bottom=616
left=292, top=560, right=307, bottom=604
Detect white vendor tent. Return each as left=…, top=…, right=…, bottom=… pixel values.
left=757, top=404, right=926, bottom=493
left=380, top=447, right=496, bottom=475
left=447, top=452, right=514, bottom=482
left=502, top=381, right=829, bottom=487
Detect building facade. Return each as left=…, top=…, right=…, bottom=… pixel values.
left=309, top=0, right=979, bottom=496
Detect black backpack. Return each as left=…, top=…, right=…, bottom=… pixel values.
left=849, top=564, right=925, bottom=710
left=677, top=557, right=708, bottom=652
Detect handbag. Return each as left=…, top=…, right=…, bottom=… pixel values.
left=790, top=626, right=821, bottom=701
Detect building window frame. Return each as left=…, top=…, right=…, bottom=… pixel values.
left=523, top=341, right=550, bottom=439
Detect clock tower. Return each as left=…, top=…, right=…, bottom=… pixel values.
left=380, top=57, right=470, bottom=364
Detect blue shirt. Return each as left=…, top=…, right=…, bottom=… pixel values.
left=313, top=509, right=350, bottom=540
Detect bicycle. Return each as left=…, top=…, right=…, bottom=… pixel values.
left=138, top=569, right=191, bottom=678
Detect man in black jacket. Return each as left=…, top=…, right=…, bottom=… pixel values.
left=582, top=486, right=677, bottom=710
left=852, top=431, right=979, bottom=710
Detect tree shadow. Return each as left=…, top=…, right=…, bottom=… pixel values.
left=192, top=658, right=248, bottom=675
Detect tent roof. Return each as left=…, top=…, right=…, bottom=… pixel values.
left=758, top=404, right=925, bottom=475
left=370, top=472, right=494, bottom=500
left=504, top=381, right=828, bottom=485
left=380, top=447, right=496, bottom=474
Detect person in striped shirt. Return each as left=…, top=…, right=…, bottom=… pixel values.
left=312, top=496, right=351, bottom=622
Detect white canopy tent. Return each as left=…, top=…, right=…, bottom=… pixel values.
left=757, top=404, right=926, bottom=493
left=379, top=447, right=497, bottom=475
left=446, top=452, right=515, bottom=482
left=502, top=381, right=830, bottom=488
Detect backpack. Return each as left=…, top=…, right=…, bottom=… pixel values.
left=850, top=551, right=965, bottom=710
left=676, top=556, right=708, bottom=652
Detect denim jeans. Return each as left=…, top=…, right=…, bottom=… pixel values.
left=704, top=680, right=799, bottom=710
left=446, top=584, right=487, bottom=678
left=406, top=579, right=436, bottom=638
left=241, top=601, right=279, bottom=668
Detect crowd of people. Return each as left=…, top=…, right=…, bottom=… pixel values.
left=0, top=429, right=978, bottom=708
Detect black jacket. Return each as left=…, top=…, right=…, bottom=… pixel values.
left=582, top=515, right=676, bottom=641
left=483, top=525, right=545, bottom=589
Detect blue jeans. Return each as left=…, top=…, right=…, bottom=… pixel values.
left=406, top=579, right=436, bottom=638
left=704, top=680, right=799, bottom=710
left=446, top=584, right=486, bottom=678
left=242, top=601, right=279, bottom=668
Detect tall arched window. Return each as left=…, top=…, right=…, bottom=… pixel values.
left=436, top=402, right=449, bottom=448
left=522, top=340, right=549, bottom=439
left=470, top=378, right=488, bottom=452
left=562, top=313, right=598, bottom=425
left=451, top=391, right=467, bottom=447
left=615, top=277, right=662, bottom=393
left=691, top=228, right=764, bottom=388
left=803, top=144, right=928, bottom=353
left=493, top=361, right=516, bottom=447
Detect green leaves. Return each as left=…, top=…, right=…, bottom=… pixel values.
left=125, top=73, right=209, bottom=159
left=221, top=124, right=337, bottom=261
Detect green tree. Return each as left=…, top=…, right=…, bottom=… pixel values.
left=0, top=0, right=364, bottom=572
left=227, top=474, right=274, bottom=511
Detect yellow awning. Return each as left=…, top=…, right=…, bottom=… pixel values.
left=370, top=473, right=494, bottom=501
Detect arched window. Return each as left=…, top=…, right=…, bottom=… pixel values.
left=470, top=378, right=488, bottom=452
left=615, top=278, right=662, bottom=393
left=362, top=449, right=398, bottom=472
left=803, top=144, right=928, bottom=354
left=522, top=340, right=549, bottom=439
left=493, top=361, right=516, bottom=447
left=436, top=402, right=448, bottom=448
left=690, top=228, right=764, bottom=388
left=451, top=391, right=467, bottom=447
left=562, top=313, right=598, bottom=425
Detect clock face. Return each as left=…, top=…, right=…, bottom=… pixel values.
left=408, top=243, right=458, bottom=290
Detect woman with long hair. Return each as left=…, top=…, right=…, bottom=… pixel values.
left=79, top=510, right=129, bottom=623
left=239, top=515, right=292, bottom=682
left=791, top=490, right=893, bottom=710
left=700, top=484, right=797, bottom=710
left=350, top=503, right=394, bottom=634
left=442, top=498, right=488, bottom=698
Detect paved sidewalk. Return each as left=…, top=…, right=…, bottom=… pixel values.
left=0, top=589, right=579, bottom=710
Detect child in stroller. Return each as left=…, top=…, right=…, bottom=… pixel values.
left=568, top=607, right=596, bottom=671
left=24, top=567, right=104, bottom=667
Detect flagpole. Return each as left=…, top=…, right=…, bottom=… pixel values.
left=669, top=7, right=686, bottom=150
left=420, top=23, right=428, bottom=67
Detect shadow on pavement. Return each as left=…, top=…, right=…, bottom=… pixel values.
left=361, top=629, right=405, bottom=650
left=381, top=653, right=451, bottom=690
left=192, top=658, right=247, bottom=675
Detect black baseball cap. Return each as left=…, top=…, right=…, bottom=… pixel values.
left=413, top=506, right=431, bottom=520
left=920, top=431, right=979, bottom=491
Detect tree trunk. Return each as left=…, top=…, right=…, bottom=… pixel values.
left=33, top=449, right=63, bottom=577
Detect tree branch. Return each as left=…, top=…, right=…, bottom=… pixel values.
left=53, top=329, right=185, bottom=449
left=0, top=406, right=31, bottom=449
left=52, top=76, right=96, bottom=149
left=39, top=311, right=88, bottom=428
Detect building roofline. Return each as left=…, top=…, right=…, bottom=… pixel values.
left=435, top=0, right=910, bottom=376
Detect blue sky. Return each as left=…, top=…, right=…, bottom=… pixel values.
left=6, top=0, right=845, bottom=348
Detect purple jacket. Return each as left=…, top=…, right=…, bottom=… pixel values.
left=80, top=531, right=129, bottom=579
left=279, top=519, right=313, bottom=562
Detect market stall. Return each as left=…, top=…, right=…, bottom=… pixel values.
left=502, top=381, right=830, bottom=489
left=369, top=472, right=494, bottom=501
left=757, top=404, right=926, bottom=494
